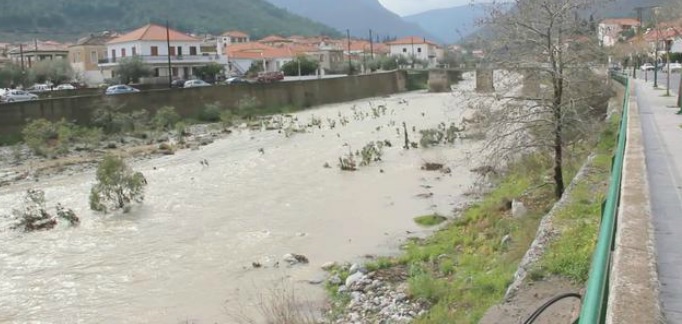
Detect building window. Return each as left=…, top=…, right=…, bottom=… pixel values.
left=402, top=48, right=407, bottom=53
left=172, top=67, right=178, bottom=77
left=169, top=47, right=176, bottom=56
left=190, top=46, right=197, bottom=55
left=154, top=68, right=160, bottom=77
left=90, top=51, right=97, bottom=63
left=111, top=49, right=116, bottom=61
left=417, top=48, right=422, bottom=53
left=121, top=48, right=126, bottom=57
left=151, top=46, right=159, bottom=56
left=177, top=47, right=183, bottom=56
left=132, top=46, right=136, bottom=56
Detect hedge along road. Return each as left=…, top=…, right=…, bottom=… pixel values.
left=0, top=79, right=483, bottom=323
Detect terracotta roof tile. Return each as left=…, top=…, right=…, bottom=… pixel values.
left=600, top=18, right=641, bottom=26
left=259, top=35, right=291, bottom=43
left=108, top=24, right=198, bottom=44
left=222, top=30, right=249, bottom=38
left=386, top=36, right=439, bottom=46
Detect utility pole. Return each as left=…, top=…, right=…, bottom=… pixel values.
left=411, top=36, right=415, bottom=69
left=346, top=29, right=352, bottom=75
left=652, top=6, right=661, bottom=89
left=19, top=43, right=25, bottom=70
left=369, top=29, right=374, bottom=59
left=166, top=20, right=172, bottom=88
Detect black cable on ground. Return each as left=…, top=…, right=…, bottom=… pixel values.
left=522, top=293, right=582, bottom=324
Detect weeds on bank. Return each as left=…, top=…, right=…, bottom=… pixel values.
left=355, top=119, right=617, bottom=323
left=537, top=113, right=619, bottom=283
left=394, top=153, right=558, bottom=323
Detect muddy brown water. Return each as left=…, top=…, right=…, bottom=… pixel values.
left=0, top=83, right=481, bottom=323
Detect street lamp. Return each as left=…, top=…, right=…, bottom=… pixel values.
left=653, top=6, right=661, bottom=89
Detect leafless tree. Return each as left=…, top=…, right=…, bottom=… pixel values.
left=478, top=0, right=612, bottom=199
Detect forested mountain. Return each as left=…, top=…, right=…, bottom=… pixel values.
left=267, top=0, right=439, bottom=42
left=0, top=0, right=340, bottom=42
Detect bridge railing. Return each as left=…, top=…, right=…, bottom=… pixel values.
left=577, top=72, right=630, bottom=324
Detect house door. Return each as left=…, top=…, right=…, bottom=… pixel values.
left=169, top=47, right=176, bottom=56
left=183, top=67, right=190, bottom=78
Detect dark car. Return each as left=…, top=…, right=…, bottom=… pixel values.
left=171, top=79, right=186, bottom=88
left=226, top=77, right=253, bottom=85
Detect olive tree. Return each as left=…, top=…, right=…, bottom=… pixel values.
left=116, top=56, right=151, bottom=84
left=29, top=58, right=74, bottom=85
left=90, top=155, right=147, bottom=213
left=8, top=189, right=79, bottom=232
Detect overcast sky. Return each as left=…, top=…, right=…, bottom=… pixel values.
left=378, top=0, right=472, bottom=16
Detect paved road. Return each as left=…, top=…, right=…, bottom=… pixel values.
left=635, top=78, right=682, bottom=323
left=633, top=70, right=681, bottom=96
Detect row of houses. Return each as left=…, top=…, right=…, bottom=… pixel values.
left=598, top=18, right=682, bottom=55
left=0, top=24, right=446, bottom=86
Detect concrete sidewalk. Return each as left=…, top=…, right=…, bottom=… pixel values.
left=635, top=78, right=682, bottom=323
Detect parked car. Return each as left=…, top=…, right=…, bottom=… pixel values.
left=257, top=71, right=284, bottom=83
left=171, top=79, right=186, bottom=88
left=184, top=79, right=212, bottom=88
left=27, top=84, right=52, bottom=92
left=640, top=63, right=655, bottom=71
left=662, top=63, right=682, bottom=73
left=226, top=77, right=253, bottom=85
left=55, top=84, right=76, bottom=90
left=1, top=89, right=39, bottom=102
left=105, top=85, right=140, bottom=95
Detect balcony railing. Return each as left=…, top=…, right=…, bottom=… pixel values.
left=98, top=54, right=225, bottom=65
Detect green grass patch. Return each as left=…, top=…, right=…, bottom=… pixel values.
left=414, top=214, right=448, bottom=227
left=0, top=134, right=22, bottom=146
left=538, top=113, right=618, bottom=283
left=376, top=116, right=618, bottom=323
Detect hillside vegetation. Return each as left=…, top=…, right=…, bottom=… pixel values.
left=0, top=0, right=340, bottom=42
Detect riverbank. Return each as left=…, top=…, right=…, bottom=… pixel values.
left=320, top=78, right=621, bottom=323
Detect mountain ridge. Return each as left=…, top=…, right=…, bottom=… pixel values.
left=267, top=0, right=441, bottom=42
left=0, top=0, right=340, bottom=42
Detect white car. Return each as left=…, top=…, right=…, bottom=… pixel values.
left=1, top=90, right=39, bottom=102
left=28, top=84, right=52, bottom=92
left=640, top=63, right=655, bottom=71
left=662, top=63, right=682, bottom=73
left=55, top=84, right=76, bottom=90
left=184, top=79, right=212, bottom=88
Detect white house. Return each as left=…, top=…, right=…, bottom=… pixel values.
left=386, top=36, right=443, bottom=67
left=217, top=31, right=251, bottom=56
left=598, top=18, right=640, bottom=47
left=99, top=24, right=227, bottom=82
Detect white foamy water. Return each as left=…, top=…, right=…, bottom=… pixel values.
left=0, top=79, right=481, bottom=323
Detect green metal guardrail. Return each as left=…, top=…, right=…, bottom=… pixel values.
left=578, top=72, right=630, bottom=324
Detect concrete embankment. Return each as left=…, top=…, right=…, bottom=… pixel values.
left=0, top=71, right=409, bottom=136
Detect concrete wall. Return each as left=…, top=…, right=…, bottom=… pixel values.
left=0, top=71, right=407, bottom=136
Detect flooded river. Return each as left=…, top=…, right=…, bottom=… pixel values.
left=0, top=81, right=481, bottom=323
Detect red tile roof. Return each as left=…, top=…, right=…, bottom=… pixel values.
left=227, top=42, right=313, bottom=60
left=386, top=36, right=439, bottom=46
left=222, top=30, right=249, bottom=38
left=600, top=18, right=641, bottom=26
left=643, top=27, right=682, bottom=42
left=259, top=35, right=291, bottom=43
left=108, top=24, right=199, bottom=44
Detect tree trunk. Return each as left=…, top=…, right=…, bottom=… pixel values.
left=402, top=122, right=410, bottom=149
left=553, top=120, right=565, bottom=199
left=552, top=77, right=565, bottom=199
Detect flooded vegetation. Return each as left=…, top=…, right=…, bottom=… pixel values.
left=0, top=77, right=484, bottom=323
